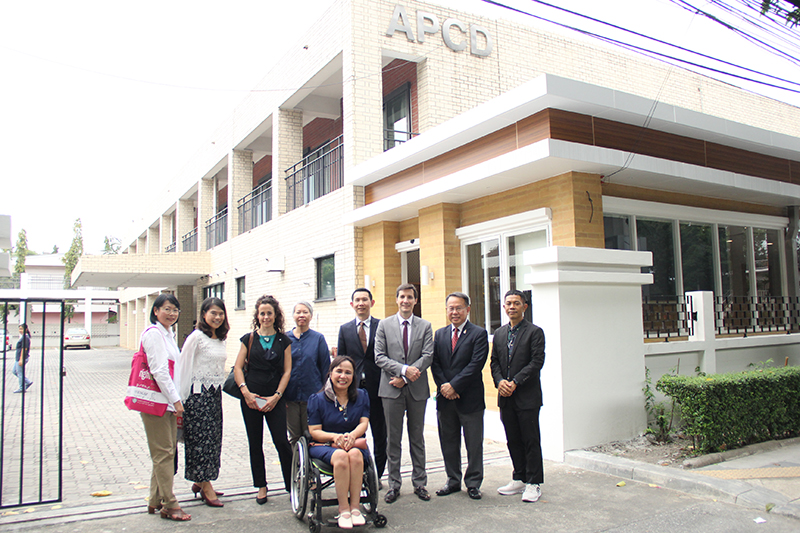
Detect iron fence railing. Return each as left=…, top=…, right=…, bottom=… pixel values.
left=164, top=242, right=176, bottom=253
left=384, top=129, right=418, bottom=151
left=285, top=136, right=343, bottom=212
left=715, top=296, right=800, bottom=336
left=205, top=208, right=228, bottom=250
left=182, top=228, right=198, bottom=252
left=238, top=181, right=272, bottom=233
left=642, top=295, right=694, bottom=340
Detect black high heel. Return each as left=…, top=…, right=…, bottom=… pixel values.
left=256, top=486, right=268, bottom=505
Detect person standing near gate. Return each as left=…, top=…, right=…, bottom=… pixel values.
left=431, top=293, right=488, bottom=500
left=12, top=324, right=32, bottom=393
left=491, top=289, right=545, bottom=503
left=375, top=283, right=433, bottom=504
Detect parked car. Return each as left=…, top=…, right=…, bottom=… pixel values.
left=64, top=328, right=91, bottom=350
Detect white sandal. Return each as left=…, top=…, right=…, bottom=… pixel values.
left=350, top=508, right=365, bottom=526
left=336, top=511, right=353, bottom=529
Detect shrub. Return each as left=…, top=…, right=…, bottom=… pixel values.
left=656, top=366, right=800, bottom=454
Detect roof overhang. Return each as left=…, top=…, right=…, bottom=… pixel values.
left=71, top=252, right=211, bottom=288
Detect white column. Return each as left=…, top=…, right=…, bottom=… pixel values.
left=84, top=293, right=93, bottom=338
left=687, top=291, right=716, bottom=374
left=524, top=246, right=653, bottom=461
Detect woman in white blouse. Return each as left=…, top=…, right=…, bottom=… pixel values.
left=140, top=294, right=190, bottom=521
left=178, top=297, right=229, bottom=508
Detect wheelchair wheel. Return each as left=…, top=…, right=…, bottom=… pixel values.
left=374, top=513, right=388, bottom=528
left=291, top=436, right=310, bottom=519
left=308, top=515, right=322, bottom=533
left=361, top=448, right=380, bottom=515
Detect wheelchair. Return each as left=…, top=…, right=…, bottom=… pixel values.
left=291, top=435, right=387, bottom=532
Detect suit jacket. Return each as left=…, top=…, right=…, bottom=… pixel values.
left=431, top=321, right=489, bottom=414
left=490, top=319, right=545, bottom=410
left=374, top=314, right=433, bottom=402
left=337, top=316, right=381, bottom=393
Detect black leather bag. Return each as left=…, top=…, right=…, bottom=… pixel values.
left=222, top=332, right=254, bottom=399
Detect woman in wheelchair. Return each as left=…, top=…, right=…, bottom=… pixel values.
left=307, top=356, right=370, bottom=529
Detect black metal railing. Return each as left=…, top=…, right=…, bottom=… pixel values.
left=164, top=242, right=176, bottom=253
left=182, top=228, right=198, bottom=252
left=384, top=129, right=418, bottom=151
left=0, top=299, right=65, bottom=508
left=205, top=208, right=228, bottom=249
left=642, top=295, right=694, bottom=340
left=238, top=181, right=272, bottom=233
left=715, top=296, right=800, bottom=335
left=285, top=136, right=343, bottom=212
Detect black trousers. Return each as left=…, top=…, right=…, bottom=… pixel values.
left=364, top=385, right=387, bottom=478
left=500, top=405, right=543, bottom=485
left=240, top=398, right=293, bottom=489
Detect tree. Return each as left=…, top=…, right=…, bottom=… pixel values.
left=13, top=229, right=30, bottom=277
left=102, top=235, right=121, bottom=255
left=761, top=0, right=800, bottom=26
left=62, top=218, right=83, bottom=289
left=51, top=245, right=59, bottom=254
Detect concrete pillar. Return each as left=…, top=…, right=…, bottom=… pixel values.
left=120, top=302, right=128, bottom=349
left=785, top=206, right=799, bottom=298
left=198, top=178, right=215, bottom=251
left=137, top=237, right=146, bottom=255
left=176, top=285, right=195, bottom=349
left=416, top=59, right=431, bottom=133
left=687, top=291, right=717, bottom=374
left=160, top=213, right=173, bottom=252
left=229, top=150, right=253, bottom=240
left=363, top=221, right=401, bottom=319
left=418, top=203, right=462, bottom=333
left=549, top=172, right=605, bottom=248
left=135, top=297, right=145, bottom=347
left=128, top=299, right=135, bottom=349
left=147, top=226, right=159, bottom=254
left=524, top=246, right=653, bottom=461
left=83, top=293, right=92, bottom=339
left=272, top=109, right=304, bottom=217
left=177, top=198, right=195, bottom=251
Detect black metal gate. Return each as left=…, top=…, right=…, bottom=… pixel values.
left=0, top=298, right=65, bottom=508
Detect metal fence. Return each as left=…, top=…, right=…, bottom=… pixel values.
left=715, top=295, right=800, bottom=336
left=285, top=136, right=343, bottom=212
left=238, top=181, right=272, bottom=233
left=642, top=295, right=694, bottom=340
left=182, top=228, right=198, bottom=252
left=0, top=299, right=64, bottom=508
left=384, top=129, right=418, bottom=151
left=164, top=242, right=176, bottom=253
left=205, top=208, right=228, bottom=249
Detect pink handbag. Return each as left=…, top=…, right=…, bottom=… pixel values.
left=124, top=326, right=175, bottom=416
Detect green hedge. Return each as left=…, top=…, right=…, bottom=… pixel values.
left=656, top=366, right=800, bottom=454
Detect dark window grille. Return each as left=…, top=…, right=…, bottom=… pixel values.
left=285, top=136, right=343, bottom=212
left=238, top=181, right=272, bottom=233
left=182, top=228, right=198, bottom=252
left=642, top=295, right=693, bottom=339
left=715, top=296, right=800, bottom=335
left=205, top=208, right=228, bottom=250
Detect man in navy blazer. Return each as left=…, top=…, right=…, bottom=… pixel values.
left=336, top=288, right=386, bottom=480
left=490, top=289, right=545, bottom=503
left=375, top=283, right=434, bottom=504
left=431, top=292, right=489, bottom=500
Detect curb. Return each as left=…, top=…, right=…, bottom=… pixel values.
left=564, top=450, right=800, bottom=521
left=682, top=436, right=800, bottom=469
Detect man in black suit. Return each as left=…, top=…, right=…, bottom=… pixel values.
left=336, top=287, right=386, bottom=481
left=490, top=289, right=545, bottom=503
left=431, top=292, right=489, bottom=500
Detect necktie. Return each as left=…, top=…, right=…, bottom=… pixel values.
left=358, top=321, right=367, bottom=352
left=402, top=320, right=409, bottom=360
left=451, top=326, right=458, bottom=352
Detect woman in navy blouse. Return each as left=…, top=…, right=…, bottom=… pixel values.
left=307, top=356, right=370, bottom=529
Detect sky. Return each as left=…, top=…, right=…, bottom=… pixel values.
left=2, top=0, right=799, bottom=256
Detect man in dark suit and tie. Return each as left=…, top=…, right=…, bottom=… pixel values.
left=375, top=283, right=434, bottom=504
left=431, top=292, right=489, bottom=500
left=490, top=289, right=545, bottom=503
left=336, top=288, right=387, bottom=481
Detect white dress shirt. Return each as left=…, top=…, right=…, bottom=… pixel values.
left=141, top=321, right=181, bottom=411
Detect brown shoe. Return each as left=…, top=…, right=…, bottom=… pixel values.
left=160, top=507, right=191, bottom=521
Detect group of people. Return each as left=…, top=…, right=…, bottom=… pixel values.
left=136, top=283, right=546, bottom=527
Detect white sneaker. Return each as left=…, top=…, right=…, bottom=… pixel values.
left=522, top=483, right=541, bottom=502
left=497, top=480, right=526, bottom=495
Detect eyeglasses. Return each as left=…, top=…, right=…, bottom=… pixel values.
left=446, top=307, right=466, bottom=313
left=162, top=308, right=181, bottom=315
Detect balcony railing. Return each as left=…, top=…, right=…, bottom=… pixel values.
left=182, top=228, right=198, bottom=252
left=285, top=136, right=343, bottom=212
left=715, top=295, right=800, bottom=335
left=642, top=295, right=694, bottom=340
left=384, top=129, right=418, bottom=151
left=238, top=181, right=272, bottom=233
left=164, top=242, right=176, bottom=253
left=205, top=208, right=228, bottom=249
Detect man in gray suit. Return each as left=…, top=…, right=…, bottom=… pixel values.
left=375, top=283, right=434, bottom=504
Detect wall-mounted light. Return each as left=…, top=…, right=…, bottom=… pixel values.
left=364, top=275, right=372, bottom=289
left=421, top=265, right=434, bottom=286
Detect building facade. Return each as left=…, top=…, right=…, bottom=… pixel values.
left=73, top=0, right=800, bottom=458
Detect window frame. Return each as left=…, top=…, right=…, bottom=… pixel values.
left=315, top=254, right=336, bottom=302
left=235, top=276, right=246, bottom=310
left=203, top=282, right=225, bottom=301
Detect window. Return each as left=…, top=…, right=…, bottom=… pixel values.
left=680, top=222, right=714, bottom=293
left=316, top=255, right=335, bottom=301
left=754, top=228, right=783, bottom=297
left=235, top=277, right=246, bottom=310
left=204, top=283, right=224, bottom=301
left=636, top=218, right=676, bottom=298
left=384, top=84, right=411, bottom=151
left=457, top=209, right=550, bottom=334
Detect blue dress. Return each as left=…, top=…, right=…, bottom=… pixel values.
left=307, top=388, right=370, bottom=464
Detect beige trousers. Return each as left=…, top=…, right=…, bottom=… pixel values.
left=141, top=412, right=178, bottom=509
